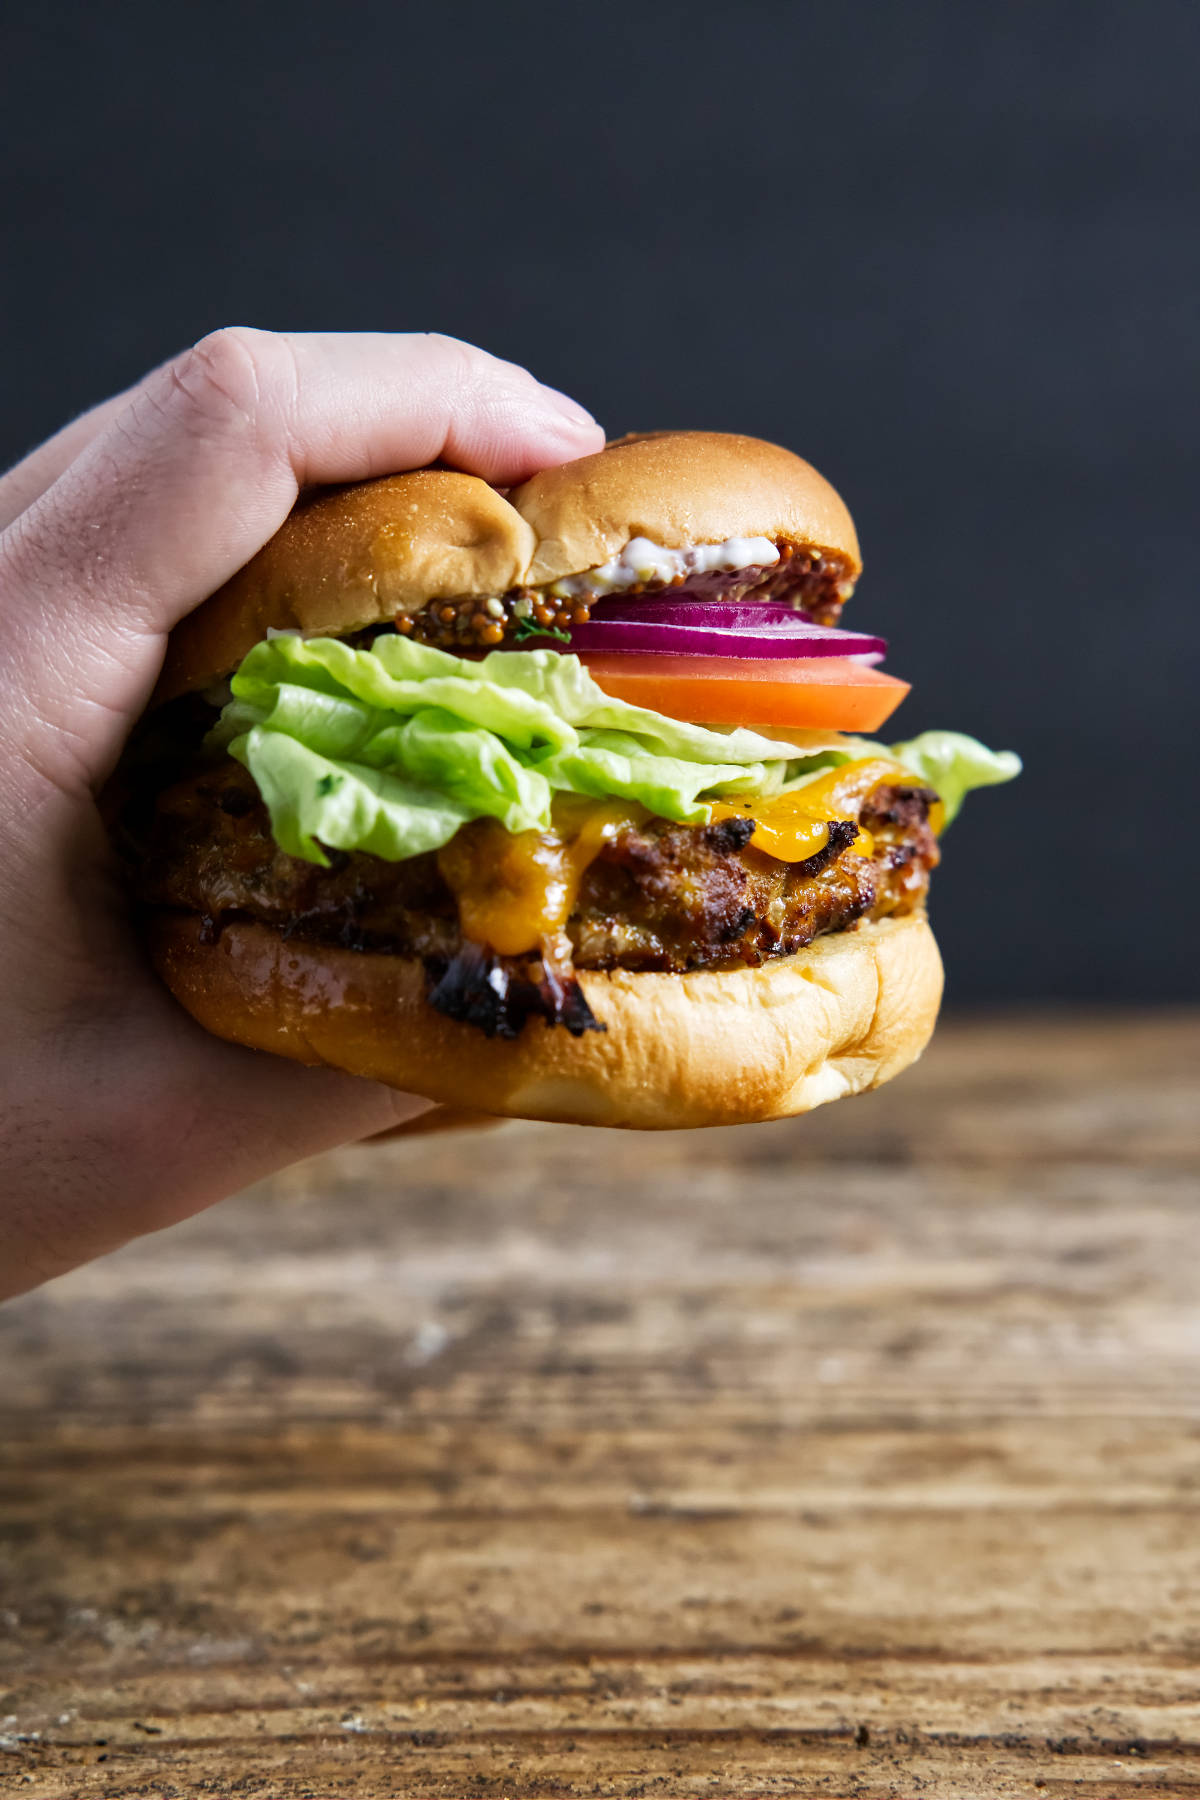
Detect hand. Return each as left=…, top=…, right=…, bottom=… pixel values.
left=0, top=329, right=604, bottom=1299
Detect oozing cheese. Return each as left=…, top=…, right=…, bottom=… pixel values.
left=709, top=759, right=921, bottom=862
left=437, top=763, right=936, bottom=956
left=437, top=797, right=645, bottom=958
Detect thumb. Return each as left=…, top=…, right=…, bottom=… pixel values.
left=0, top=328, right=602, bottom=798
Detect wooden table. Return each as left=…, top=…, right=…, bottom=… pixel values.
left=1, top=1011, right=1198, bottom=1798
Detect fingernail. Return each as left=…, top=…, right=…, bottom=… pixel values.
left=540, top=385, right=600, bottom=429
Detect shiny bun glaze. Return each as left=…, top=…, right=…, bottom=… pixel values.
left=147, top=912, right=942, bottom=1131
left=156, top=471, right=536, bottom=702
left=514, top=431, right=860, bottom=586
left=156, top=432, right=862, bottom=701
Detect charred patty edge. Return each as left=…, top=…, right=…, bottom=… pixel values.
left=131, top=759, right=940, bottom=1036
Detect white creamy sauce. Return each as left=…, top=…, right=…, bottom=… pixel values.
left=548, top=535, right=780, bottom=600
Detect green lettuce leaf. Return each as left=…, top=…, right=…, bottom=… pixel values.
left=239, top=729, right=477, bottom=865
left=846, top=728, right=1023, bottom=825
left=541, top=731, right=785, bottom=824
left=215, top=634, right=1019, bottom=863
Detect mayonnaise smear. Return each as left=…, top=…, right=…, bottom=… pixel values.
left=548, top=535, right=780, bottom=600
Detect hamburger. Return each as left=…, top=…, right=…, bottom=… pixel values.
left=117, top=432, right=1018, bottom=1129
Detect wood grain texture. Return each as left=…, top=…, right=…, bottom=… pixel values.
left=1, top=1010, right=1197, bottom=1798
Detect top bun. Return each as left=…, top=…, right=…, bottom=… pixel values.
left=157, top=431, right=861, bottom=701
left=513, top=431, right=859, bottom=585
left=157, top=470, right=536, bottom=703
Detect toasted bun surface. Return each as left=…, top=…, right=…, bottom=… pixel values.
left=147, top=912, right=941, bottom=1130
left=159, top=471, right=535, bottom=703
left=514, top=431, right=860, bottom=586
left=158, top=432, right=861, bottom=700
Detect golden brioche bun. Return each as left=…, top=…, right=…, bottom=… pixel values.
left=158, top=471, right=535, bottom=703
left=146, top=912, right=942, bottom=1131
left=157, top=431, right=861, bottom=701
left=514, top=431, right=860, bottom=586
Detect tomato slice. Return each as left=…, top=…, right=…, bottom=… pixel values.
left=578, top=653, right=910, bottom=732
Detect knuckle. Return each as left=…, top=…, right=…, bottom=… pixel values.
left=427, top=332, right=505, bottom=392
left=424, top=335, right=538, bottom=426
left=167, top=326, right=297, bottom=436
left=423, top=331, right=477, bottom=367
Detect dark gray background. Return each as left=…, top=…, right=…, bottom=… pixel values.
left=4, top=2, right=1196, bottom=1002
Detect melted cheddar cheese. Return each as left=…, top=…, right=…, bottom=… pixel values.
left=709, top=759, right=922, bottom=862
left=437, top=761, right=938, bottom=954
left=437, top=797, right=646, bottom=958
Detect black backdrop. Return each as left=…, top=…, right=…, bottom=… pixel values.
left=4, top=2, right=1197, bottom=1002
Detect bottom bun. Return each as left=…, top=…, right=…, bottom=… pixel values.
left=147, top=911, right=943, bottom=1130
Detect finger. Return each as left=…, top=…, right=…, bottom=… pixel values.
left=0, top=373, right=158, bottom=534
left=0, top=1017, right=431, bottom=1300
left=0, top=329, right=603, bottom=790
left=363, top=1106, right=505, bottom=1143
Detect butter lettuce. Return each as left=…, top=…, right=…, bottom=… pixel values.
left=242, top=730, right=478, bottom=863
left=848, top=729, right=1023, bottom=825
left=214, top=635, right=1019, bottom=864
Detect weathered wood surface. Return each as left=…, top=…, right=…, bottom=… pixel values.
left=1, top=1011, right=1198, bottom=1798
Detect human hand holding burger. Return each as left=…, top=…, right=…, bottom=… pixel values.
left=0, top=330, right=606, bottom=1299
left=0, top=328, right=1017, bottom=1302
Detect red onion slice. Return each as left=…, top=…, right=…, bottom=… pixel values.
left=534, top=598, right=887, bottom=661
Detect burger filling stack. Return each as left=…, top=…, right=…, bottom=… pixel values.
left=117, top=433, right=1018, bottom=1128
